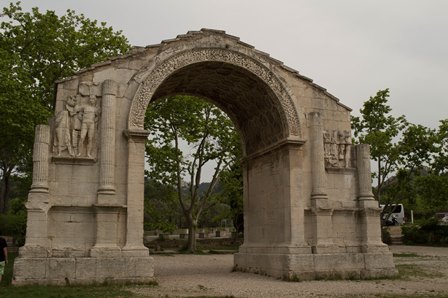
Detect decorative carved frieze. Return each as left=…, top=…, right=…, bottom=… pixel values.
left=129, top=48, right=301, bottom=138
left=323, top=129, right=351, bottom=168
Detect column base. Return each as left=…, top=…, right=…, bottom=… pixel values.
left=13, top=255, right=154, bottom=285
left=122, top=245, right=150, bottom=257
left=90, top=246, right=122, bottom=258
left=234, top=247, right=397, bottom=280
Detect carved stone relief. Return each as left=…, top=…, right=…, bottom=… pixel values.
left=129, top=48, right=301, bottom=139
left=53, top=82, right=101, bottom=159
left=324, top=129, right=351, bottom=168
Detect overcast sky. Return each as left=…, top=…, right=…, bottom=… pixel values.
left=18, top=0, right=447, bottom=129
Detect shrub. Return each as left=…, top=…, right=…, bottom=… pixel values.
left=402, top=217, right=448, bottom=245
left=381, top=228, right=392, bottom=245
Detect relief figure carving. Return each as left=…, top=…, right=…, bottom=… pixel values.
left=53, top=82, right=100, bottom=159
left=343, top=130, right=352, bottom=168
left=324, top=129, right=351, bottom=168
left=53, top=97, right=75, bottom=157
left=77, top=95, right=100, bottom=158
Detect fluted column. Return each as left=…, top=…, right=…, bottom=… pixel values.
left=309, top=112, right=327, bottom=199
left=355, top=144, right=385, bottom=251
left=22, top=124, right=50, bottom=255
left=356, top=144, right=375, bottom=200
left=98, top=79, right=117, bottom=197
left=91, top=80, right=122, bottom=256
left=30, top=125, right=50, bottom=193
left=308, top=112, right=333, bottom=252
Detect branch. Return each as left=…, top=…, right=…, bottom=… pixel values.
left=173, top=128, right=187, bottom=213
left=196, top=155, right=229, bottom=217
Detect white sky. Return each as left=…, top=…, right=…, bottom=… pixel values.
left=17, top=0, right=448, bottom=130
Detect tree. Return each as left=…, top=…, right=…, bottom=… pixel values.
left=145, top=95, right=240, bottom=252
left=399, top=124, right=438, bottom=173
left=351, top=89, right=407, bottom=201
left=143, top=177, right=180, bottom=233
left=0, top=2, right=130, bottom=212
left=414, top=174, right=448, bottom=215
left=433, top=119, right=448, bottom=174
left=219, top=154, right=244, bottom=235
left=410, top=119, right=448, bottom=216
left=384, top=124, right=439, bottom=209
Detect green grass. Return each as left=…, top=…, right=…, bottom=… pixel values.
left=393, top=252, right=420, bottom=258
left=396, top=264, right=444, bottom=279
left=0, top=285, right=139, bottom=298
left=341, top=294, right=448, bottom=298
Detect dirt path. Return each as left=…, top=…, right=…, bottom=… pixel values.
left=130, top=246, right=448, bottom=297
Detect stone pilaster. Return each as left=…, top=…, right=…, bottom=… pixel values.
left=122, top=129, right=150, bottom=256
left=30, top=125, right=50, bottom=193
left=355, top=144, right=386, bottom=252
left=98, top=79, right=118, bottom=199
left=308, top=112, right=333, bottom=252
left=22, top=125, right=50, bottom=255
left=90, top=80, right=122, bottom=257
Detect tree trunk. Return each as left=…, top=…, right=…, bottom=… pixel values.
left=376, top=159, right=381, bottom=201
left=187, top=219, right=197, bottom=253
left=0, top=172, right=11, bottom=213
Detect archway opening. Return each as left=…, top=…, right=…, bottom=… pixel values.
left=143, top=94, right=242, bottom=253
left=142, top=61, right=293, bottom=254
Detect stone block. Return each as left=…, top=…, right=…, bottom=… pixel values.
left=364, top=252, right=395, bottom=269
left=313, top=253, right=364, bottom=271
left=130, top=257, right=154, bottom=277
left=96, top=257, right=127, bottom=279
left=13, top=258, right=48, bottom=280
left=75, top=258, right=97, bottom=281
left=48, top=258, right=76, bottom=281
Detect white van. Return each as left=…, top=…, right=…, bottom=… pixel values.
left=380, top=203, right=405, bottom=225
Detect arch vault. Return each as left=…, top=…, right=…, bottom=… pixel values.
left=13, top=29, right=396, bottom=284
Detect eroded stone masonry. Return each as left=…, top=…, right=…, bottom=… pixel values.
left=14, top=29, right=396, bottom=285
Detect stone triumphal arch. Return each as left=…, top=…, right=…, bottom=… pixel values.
left=14, top=29, right=396, bottom=284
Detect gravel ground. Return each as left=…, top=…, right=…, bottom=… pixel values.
left=130, top=245, right=448, bottom=297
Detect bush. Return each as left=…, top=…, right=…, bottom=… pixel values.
left=402, top=225, right=425, bottom=245
left=402, top=217, right=448, bottom=245
left=0, top=212, right=26, bottom=246
left=381, top=228, right=392, bottom=245
left=0, top=197, right=27, bottom=246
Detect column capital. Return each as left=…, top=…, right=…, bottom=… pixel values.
left=102, top=79, right=118, bottom=96
left=123, top=129, right=150, bottom=142
left=308, top=111, right=322, bottom=126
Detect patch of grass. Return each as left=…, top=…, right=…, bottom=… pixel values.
left=197, top=284, right=208, bottom=290
left=187, top=296, right=235, bottom=298
left=0, top=285, right=138, bottom=298
left=341, top=294, right=448, bottom=298
left=396, top=264, right=444, bottom=279
left=393, top=252, right=420, bottom=258
left=282, top=273, right=300, bottom=282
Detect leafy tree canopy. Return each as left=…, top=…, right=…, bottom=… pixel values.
left=351, top=89, right=407, bottom=200
left=0, top=2, right=130, bottom=212
left=145, top=95, right=241, bottom=251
